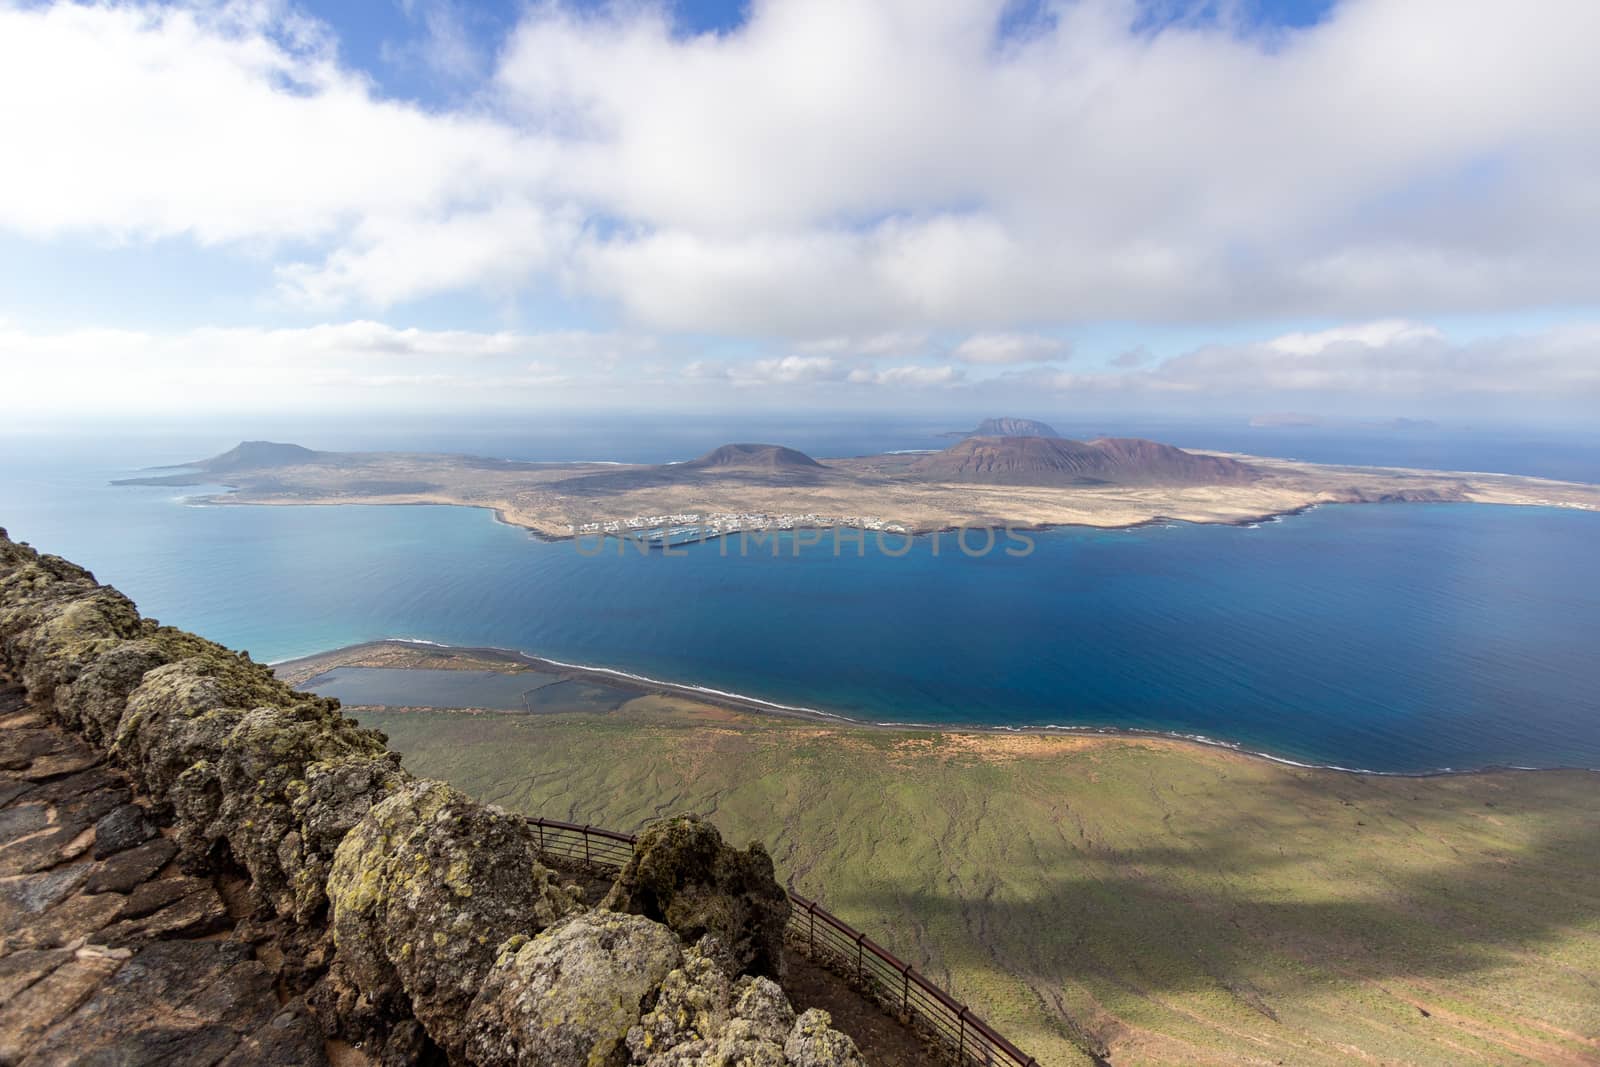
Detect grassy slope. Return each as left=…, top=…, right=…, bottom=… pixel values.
left=359, top=697, right=1600, bottom=1066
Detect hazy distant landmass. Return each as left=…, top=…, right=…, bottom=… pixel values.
left=112, top=421, right=1600, bottom=539
left=970, top=416, right=1061, bottom=438
left=1250, top=413, right=1441, bottom=430
left=193, top=439, right=328, bottom=471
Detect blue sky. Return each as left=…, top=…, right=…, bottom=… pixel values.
left=1, top=0, right=1597, bottom=417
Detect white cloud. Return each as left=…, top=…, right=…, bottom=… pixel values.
left=1149, top=321, right=1600, bottom=396
left=276, top=200, right=580, bottom=308
left=9, top=0, right=1600, bottom=428
left=848, top=364, right=963, bottom=387
left=0, top=3, right=549, bottom=244
left=4, top=316, right=1596, bottom=416
left=683, top=354, right=961, bottom=389
left=489, top=0, right=1600, bottom=332
left=952, top=332, right=1068, bottom=365
left=0, top=320, right=649, bottom=411
left=793, top=331, right=930, bottom=359
left=988, top=320, right=1600, bottom=401
left=693, top=355, right=846, bottom=386
left=1265, top=320, right=1445, bottom=357
left=3, top=0, right=1600, bottom=364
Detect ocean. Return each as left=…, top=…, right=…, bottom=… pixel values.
left=3, top=416, right=1598, bottom=773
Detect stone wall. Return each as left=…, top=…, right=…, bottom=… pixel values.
left=0, top=528, right=866, bottom=1067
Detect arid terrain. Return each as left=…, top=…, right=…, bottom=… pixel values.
left=117, top=436, right=1600, bottom=542
left=284, top=642, right=1600, bottom=1067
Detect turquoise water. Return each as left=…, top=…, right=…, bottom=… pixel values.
left=4, top=429, right=1600, bottom=772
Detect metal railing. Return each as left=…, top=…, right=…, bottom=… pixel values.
left=525, top=816, right=1038, bottom=1067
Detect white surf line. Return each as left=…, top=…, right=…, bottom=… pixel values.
left=378, top=638, right=856, bottom=722
left=355, top=638, right=1591, bottom=776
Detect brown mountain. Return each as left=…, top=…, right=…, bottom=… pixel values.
left=908, top=435, right=1256, bottom=486
left=111, top=441, right=332, bottom=487
left=553, top=442, right=828, bottom=495
left=683, top=443, right=824, bottom=470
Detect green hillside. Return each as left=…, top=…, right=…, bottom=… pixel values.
left=358, top=696, right=1600, bottom=1066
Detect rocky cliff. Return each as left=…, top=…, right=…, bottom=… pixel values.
left=0, top=527, right=867, bottom=1066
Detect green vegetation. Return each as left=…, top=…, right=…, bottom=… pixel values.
left=361, top=698, right=1600, bottom=1066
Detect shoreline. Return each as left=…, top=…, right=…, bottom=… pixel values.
left=274, top=638, right=1597, bottom=781
left=183, top=487, right=1330, bottom=541
left=178, top=482, right=1600, bottom=545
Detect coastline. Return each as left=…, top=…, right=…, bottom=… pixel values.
left=182, top=485, right=1330, bottom=541
left=273, top=638, right=1598, bottom=780
left=175, top=473, right=1600, bottom=547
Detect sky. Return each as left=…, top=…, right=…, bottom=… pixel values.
left=2, top=0, right=1598, bottom=420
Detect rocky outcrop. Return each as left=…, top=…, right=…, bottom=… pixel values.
left=625, top=935, right=835, bottom=1067
left=0, top=532, right=401, bottom=924
left=786, top=1009, right=870, bottom=1067
left=464, top=911, right=683, bottom=1066
left=325, top=779, right=583, bottom=1057
left=602, top=814, right=792, bottom=979
left=0, top=528, right=867, bottom=1067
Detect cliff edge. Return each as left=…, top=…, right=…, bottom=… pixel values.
left=0, top=527, right=869, bottom=1067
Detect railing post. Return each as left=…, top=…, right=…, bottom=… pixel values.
left=900, top=966, right=910, bottom=1015
left=582, top=825, right=592, bottom=864
left=807, top=903, right=815, bottom=953
left=854, top=932, right=865, bottom=981
left=535, top=819, right=545, bottom=851
left=958, top=1007, right=967, bottom=1060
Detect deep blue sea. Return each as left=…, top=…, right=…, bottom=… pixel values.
left=3, top=415, right=1599, bottom=773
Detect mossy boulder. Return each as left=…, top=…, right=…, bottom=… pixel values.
left=602, top=815, right=791, bottom=978
left=464, top=911, right=683, bottom=1067
left=328, top=780, right=581, bottom=1056
left=52, top=629, right=212, bottom=745
left=0, top=569, right=142, bottom=703
left=107, top=651, right=396, bottom=918
left=628, top=937, right=801, bottom=1066
left=783, top=1009, right=867, bottom=1067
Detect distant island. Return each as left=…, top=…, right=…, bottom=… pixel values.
left=1249, top=413, right=1440, bottom=429
left=113, top=425, right=1600, bottom=540
left=948, top=416, right=1063, bottom=438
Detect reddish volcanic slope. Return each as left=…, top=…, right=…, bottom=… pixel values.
left=909, top=435, right=1256, bottom=486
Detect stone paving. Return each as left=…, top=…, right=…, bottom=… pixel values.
left=0, top=679, right=333, bottom=1066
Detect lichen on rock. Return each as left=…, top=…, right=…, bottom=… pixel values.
left=784, top=1008, right=869, bottom=1067
left=49, top=628, right=213, bottom=744
left=602, top=814, right=791, bottom=979
left=464, top=910, right=683, bottom=1067
left=624, top=934, right=871, bottom=1067
left=327, top=779, right=582, bottom=1056
left=108, top=652, right=398, bottom=919
left=627, top=938, right=798, bottom=1066
left=0, top=558, right=142, bottom=706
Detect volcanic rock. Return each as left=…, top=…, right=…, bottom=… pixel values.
left=602, top=814, right=791, bottom=978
